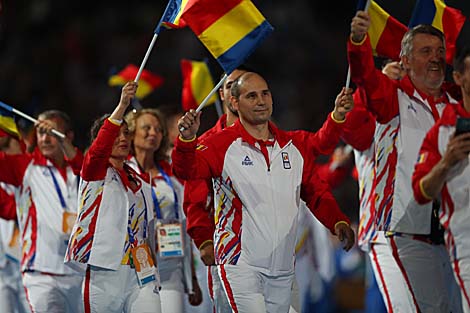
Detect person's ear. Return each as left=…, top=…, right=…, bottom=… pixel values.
left=230, top=96, right=239, bottom=111
left=453, top=71, right=463, bottom=87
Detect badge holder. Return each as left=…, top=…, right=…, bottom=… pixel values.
left=130, top=243, right=157, bottom=287
left=156, top=221, right=184, bottom=258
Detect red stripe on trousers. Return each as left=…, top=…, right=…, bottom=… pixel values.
left=371, top=244, right=394, bottom=312
left=219, top=265, right=238, bottom=313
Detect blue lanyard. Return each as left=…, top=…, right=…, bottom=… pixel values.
left=127, top=189, right=149, bottom=246
left=48, top=168, right=67, bottom=211
left=151, top=165, right=179, bottom=221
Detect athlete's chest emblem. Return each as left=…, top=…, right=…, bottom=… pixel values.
left=282, top=152, right=291, bottom=169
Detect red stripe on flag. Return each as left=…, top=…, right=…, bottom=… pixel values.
left=442, top=6, right=466, bottom=65
left=181, top=60, right=199, bottom=111
left=181, top=0, right=243, bottom=35
left=376, top=17, right=407, bottom=61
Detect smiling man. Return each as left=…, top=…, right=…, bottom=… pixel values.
left=173, top=71, right=355, bottom=312
left=349, top=11, right=462, bottom=313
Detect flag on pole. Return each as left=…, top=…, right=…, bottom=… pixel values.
left=180, top=59, right=218, bottom=111
left=357, top=0, right=407, bottom=61
left=0, top=106, right=20, bottom=139
left=180, top=0, right=273, bottom=74
left=109, top=64, right=164, bottom=99
left=408, top=0, right=466, bottom=64
left=155, top=0, right=190, bottom=34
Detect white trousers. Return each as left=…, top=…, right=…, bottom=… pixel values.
left=209, top=265, right=232, bottom=313
left=22, top=271, right=83, bottom=313
left=369, top=239, right=416, bottom=312
left=389, top=235, right=462, bottom=313
left=84, top=265, right=161, bottom=313
left=450, top=255, right=470, bottom=313
left=160, top=268, right=184, bottom=313
left=0, top=260, right=30, bottom=313
left=218, top=264, right=294, bottom=313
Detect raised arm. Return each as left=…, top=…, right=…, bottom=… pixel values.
left=348, top=11, right=400, bottom=123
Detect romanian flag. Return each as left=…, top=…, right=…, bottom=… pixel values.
left=155, top=0, right=190, bottom=34
left=409, top=0, right=466, bottom=64
left=109, top=64, right=164, bottom=99
left=180, top=59, right=218, bottom=111
left=180, top=0, right=273, bottom=74
left=357, top=0, right=407, bottom=61
left=0, top=103, right=20, bottom=139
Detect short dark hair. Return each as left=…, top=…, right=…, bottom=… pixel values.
left=400, top=24, right=445, bottom=58
left=37, top=110, right=73, bottom=132
left=453, top=45, right=470, bottom=74
left=230, top=71, right=264, bottom=99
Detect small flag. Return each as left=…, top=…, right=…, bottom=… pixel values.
left=0, top=105, right=20, bottom=139
left=357, top=0, right=407, bottom=60
left=409, top=0, right=466, bottom=64
left=155, top=0, right=190, bottom=34
left=180, top=0, right=273, bottom=74
left=180, top=59, right=218, bottom=111
left=109, top=64, right=164, bottom=99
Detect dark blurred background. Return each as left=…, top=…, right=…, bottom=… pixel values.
left=0, top=0, right=469, bottom=220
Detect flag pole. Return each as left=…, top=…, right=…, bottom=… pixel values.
left=0, top=101, right=65, bottom=138
left=179, top=74, right=228, bottom=131
left=134, top=34, right=159, bottom=83
left=346, top=0, right=371, bottom=89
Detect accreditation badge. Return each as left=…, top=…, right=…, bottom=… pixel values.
left=156, top=222, right=184, bottom=258
left=62, top=212, right=77, bottom=235
left=130, top=243, right=157, bottom=287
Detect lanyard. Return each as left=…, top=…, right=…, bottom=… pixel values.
left=151, top=165, right=179, bottom=221
left=127, top=189, right=149, bottom=246
left=48, top=168, right=67, bottom=211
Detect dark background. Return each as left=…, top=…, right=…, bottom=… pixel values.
left=0, top=0, right=468, bottom=219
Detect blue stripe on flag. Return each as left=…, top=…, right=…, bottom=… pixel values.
left=216, top=20, right=273, bottom=74
left=155, top=0, right=183, bottom=34
left=409, top=0, right=437, bottom=27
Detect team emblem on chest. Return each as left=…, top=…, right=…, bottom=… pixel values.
left=241, top=155, right=254, bottom=166
left=282, top=152, right=291, bottom=169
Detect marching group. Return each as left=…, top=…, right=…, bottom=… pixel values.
left=0, top=9, right=470, bottom=313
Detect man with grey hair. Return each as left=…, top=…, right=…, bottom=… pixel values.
left=349, top=10, right=462, bottom=313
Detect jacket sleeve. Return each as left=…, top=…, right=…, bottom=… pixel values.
left=341, top=88, right=375, bottom=151
left=347, top=35, right=400, bottom=124
left=301, top=159, right=350, bottom=233
left=316, top=159, right=352, bottom=190
left=0, top=153, right=31, bottom=187
left=412, top=123, right=441, bottom=204
left=66, top=148, right=84, bottom=176
left=81, top=119, right=120, bottom=181
left=0, top=186, right=17, bottom=220
left=307, top=114, right=344, bottom=156
left=171, top=137, right=215, bottom=182
left=183, top=178, right=216, bottom=248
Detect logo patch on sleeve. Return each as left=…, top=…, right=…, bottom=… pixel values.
left=417, top=152, right=427, bottom=164
left=196, top=144, right=207, bottom=151
left=282, top=152, right=291, bottom=169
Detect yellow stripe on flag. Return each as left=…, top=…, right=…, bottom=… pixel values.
left=432, top=0, right=444, bottom=32
left=368, top=1, right=388, bottom=55
left=198, top=0, right=265, bottom=58
left=190, top=62, right=217, bottom=106
left=0, top=116, right=19, bottom=137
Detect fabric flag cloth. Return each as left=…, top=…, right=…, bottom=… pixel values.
left=180, top=0, right=273, bottom=74
left=155, top=0, right=190, bottom=34
left=357, top=0, right=407, bottom=61
left=0, top=105, right=20, bottom=139
left=408, top=0, right=466, bottom=65
left=109, top=64, right=164, bottom=99
left=180, top=59, right=218, bottom=111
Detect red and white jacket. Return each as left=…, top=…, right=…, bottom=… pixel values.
left=413, top=103, right=470, bottom=261
left=173, top=120, right=349, bottom=275
left=348, top=35, right=459, bottom=234
left=0, top=183, right=20, bottom=267
left=0, top=148, right=83, bottom=274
